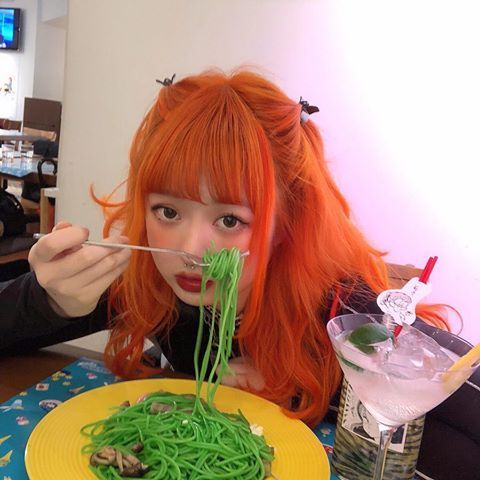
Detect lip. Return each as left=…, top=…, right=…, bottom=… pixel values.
left=175, top=274, right=213, bottom=293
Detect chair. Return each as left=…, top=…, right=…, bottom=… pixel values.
left=19, top=98, right=61, bottom=214
left=0, top=118, right=22, bottom=132
left=386, top=262, right=422, bottom=288
left=0, top=217, right=38, bottom=281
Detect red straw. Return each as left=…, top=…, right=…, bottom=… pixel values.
left=419, top=256, right=438, bottom=284
left=393, top=325, right=403, bottom=338
left=393, top=255, right=438, bottom=338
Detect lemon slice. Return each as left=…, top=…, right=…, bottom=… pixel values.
left=442, top=344, right=480, bottom=392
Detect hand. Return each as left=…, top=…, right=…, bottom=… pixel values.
left=28, top=222, right=131, bottom=318
left=218, top=356, right=265, bottom=391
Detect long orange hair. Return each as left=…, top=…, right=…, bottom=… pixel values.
left=100, top=69, right=449, bottom=426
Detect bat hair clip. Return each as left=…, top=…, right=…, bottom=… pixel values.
left=299, top=97, right=319, bottom=124
left=156, top=74, right=176, bottom=87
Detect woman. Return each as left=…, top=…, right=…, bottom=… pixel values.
left=0, top=69, right=449, bottom=429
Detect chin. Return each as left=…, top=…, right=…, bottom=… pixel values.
left=174, top=289, right=214, bottom=307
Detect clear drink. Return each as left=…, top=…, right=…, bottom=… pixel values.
left=327, top=314, right=479, bottom=480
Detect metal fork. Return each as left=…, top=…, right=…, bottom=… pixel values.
left=33, top=233, right=249, bottom=268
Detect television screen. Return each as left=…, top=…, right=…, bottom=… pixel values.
left=0, top=8, right=21, bottom=50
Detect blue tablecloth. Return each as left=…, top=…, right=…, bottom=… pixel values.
left=0, top=357, right=339, bottom=479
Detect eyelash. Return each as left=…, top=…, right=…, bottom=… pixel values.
left=218, top=214, right=248, bottom=230
left=151, top=206, right=180, bottom=221
left=151, top=206, right=248, bottom=230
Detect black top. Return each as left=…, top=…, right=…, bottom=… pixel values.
left=1, top=272, right=478, bottom=479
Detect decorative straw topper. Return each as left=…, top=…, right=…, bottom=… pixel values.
left=377, top=256, right=438, bottom=327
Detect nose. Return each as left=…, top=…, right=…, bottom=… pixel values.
left=177, top=222, right=213, bottom=260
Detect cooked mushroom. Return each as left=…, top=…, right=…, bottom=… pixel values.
left=150, top=402, right=172, bottom=414
left=262, top=459, right=272, bottom=477
left=120, top=400, right=131, bottom=408
left=120, top=463, right=150, bottom=477
left=116, top=449, right=124, bottom=473
left=90, top=446, right=117, bottom=466
left=130, top=442, right=144, bottom=453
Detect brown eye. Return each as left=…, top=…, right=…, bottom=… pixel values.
left=163, top=207, right=177, bottom=219
left=222, top=216, right=239, bottom=228
left=152, top=206, right=179, bottom=220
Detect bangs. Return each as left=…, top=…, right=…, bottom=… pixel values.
left=139, top=84, right=268, bottom=211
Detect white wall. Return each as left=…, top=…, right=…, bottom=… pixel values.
left=33, top=0, right=67, bottom=100
left=59, top=0, right=480, bottom=345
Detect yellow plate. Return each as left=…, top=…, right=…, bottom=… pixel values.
left=25, top=378, right=330, bottom=479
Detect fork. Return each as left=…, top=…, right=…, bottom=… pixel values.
left=32, top=233, right=249, bottom=268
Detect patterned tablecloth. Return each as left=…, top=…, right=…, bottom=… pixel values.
left=0, top=357, right=339, bottom=479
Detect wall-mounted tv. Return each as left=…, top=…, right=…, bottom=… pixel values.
left=0, top=8, right=21, bottom=51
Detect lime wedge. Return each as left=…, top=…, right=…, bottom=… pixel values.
left=348, top=323, right=394, bottom=354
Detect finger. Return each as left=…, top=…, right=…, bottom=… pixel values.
left=40, top=234, right=130, bottom=279
left=32, top=226, right=90, bottom=262
left=225, top=360, right=251, bottom=375
left=47, top=249, right=131, bottom=317
left=220, top=374, right=240, bottom=388
left=52, top=221, right=72, bottom=231
left=63, top=249, right=131, bottom=288
left=79, top=253, right=132, bottom=300
left=246, top=373, right=265, bottom=391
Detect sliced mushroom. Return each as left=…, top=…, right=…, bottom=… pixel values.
left=262, top=459, right=272, bottom=477
left=120, top=463, right=150, bottom=477
left=150, top=402, right=172, bottom=414
left=130, top=442, right=144, bottom=453
left=116, top=449, right=124, bottom=473
left=90, top=446, right=117, bottom=466
left=124, top=453, right=141, bottom=466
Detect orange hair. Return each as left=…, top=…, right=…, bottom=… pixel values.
left=100, top=69, right=449, bottom=426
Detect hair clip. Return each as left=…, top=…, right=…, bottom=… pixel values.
left=299, top=97, right=319, bottom=124
left=156, top=74, right=176, bottom=86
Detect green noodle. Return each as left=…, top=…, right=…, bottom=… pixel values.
left=81, top=247, right=274, bottom=479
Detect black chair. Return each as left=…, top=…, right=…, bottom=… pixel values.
left=0, top=218, right=38, bottom=281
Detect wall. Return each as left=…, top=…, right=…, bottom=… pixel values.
left=32, top=0, right=67, bottom=100
left=59, top=0, right=480, bottom=347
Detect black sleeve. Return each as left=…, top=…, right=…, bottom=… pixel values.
left=0, top=272, right=108, bottom=355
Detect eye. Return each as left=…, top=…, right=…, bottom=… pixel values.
left=152, top=206, right=179, bottom=221
left=216, top=215, right=246, bottom=230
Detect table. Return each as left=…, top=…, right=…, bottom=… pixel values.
left=0, top=129, right=47, bottom=143
left=0, top=158, right=56, bottom=187
left=0, top=345, right=339, bottom=479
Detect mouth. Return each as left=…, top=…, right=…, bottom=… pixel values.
left=175, top=274, right=213, bottom=293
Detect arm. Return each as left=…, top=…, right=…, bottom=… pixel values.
left=1, top=222, right=130, bottom=355
left=0, top=271, right=108, bottom=355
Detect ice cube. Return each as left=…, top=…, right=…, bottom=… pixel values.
left=380, top=324, right=454, bottom=379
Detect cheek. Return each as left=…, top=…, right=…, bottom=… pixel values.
left=237, top=259, right=256, bottom=291
left=145, top=216, right=169, bottom=247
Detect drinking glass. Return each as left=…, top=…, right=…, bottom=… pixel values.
left=20, top=143, right=34, bottom=169
left=1, top=143, right=15, bottom=166
left=326, top=314, right=479, bottom=480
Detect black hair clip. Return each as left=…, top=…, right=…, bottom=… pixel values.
left=156, top=74, right=176, bottom=86
left=299, top=97, right=319, bottom=124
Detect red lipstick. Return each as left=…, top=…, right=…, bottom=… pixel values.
left=175, top=274, right=213, bottom=293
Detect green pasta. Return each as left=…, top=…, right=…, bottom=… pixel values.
left=81, top=247, right=275, bottom=479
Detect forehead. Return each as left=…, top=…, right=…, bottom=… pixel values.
left=198, top=177, right=250, bottom=207
left=148, top=177, right=250, bottom=207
